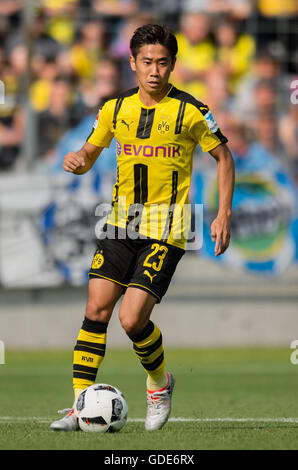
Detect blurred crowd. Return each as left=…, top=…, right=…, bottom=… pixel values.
left=0, top=0, right=297, bottom=185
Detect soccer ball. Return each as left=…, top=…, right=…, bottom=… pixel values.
left=75, top=384, right=128, bottom=433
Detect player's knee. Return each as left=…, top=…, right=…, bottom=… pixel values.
left=119, top=315, right=145, bottom=338
left=85, top=301, right=112, bottom=323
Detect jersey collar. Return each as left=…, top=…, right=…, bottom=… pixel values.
left=136, top=84, right=174, bottom=109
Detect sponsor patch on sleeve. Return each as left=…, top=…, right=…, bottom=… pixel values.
left=203, top=110, right=219, bottom=134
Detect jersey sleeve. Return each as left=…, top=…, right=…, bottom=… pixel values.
left=189, top=104, right=228, bottom=153
left=87, top=100, right=114, bottom=148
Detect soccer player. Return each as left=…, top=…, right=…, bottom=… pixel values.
left=50, top=24, right=235, bottom=432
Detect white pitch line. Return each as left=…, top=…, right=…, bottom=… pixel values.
left=0, top=417, right=298, bottom=424
left=131, top=417, right=298, bottom=423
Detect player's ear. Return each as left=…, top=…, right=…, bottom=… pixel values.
left=170, top=56, right=176, bottom=72
left=130, top=54, right=136, bottom=72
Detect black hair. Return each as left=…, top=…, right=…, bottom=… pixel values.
left=130, top=24, right=178, bottom=63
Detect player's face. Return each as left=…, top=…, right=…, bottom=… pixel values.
left=130, top=43, right=175, bottom=96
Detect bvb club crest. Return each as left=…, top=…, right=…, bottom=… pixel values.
left=92, top=252, right=104, bottom=269
left=157, top=119, right=170, bottom=135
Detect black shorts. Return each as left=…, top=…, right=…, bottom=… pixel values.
left=89, top=225, right=185, bottom=303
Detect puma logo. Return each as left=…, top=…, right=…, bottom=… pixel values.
left=121, top=119, right=133, bottom=130
left=144, top=270, right=157, bottom=283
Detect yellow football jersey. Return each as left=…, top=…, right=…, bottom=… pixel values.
left=87, top=85, right=227, bottom=249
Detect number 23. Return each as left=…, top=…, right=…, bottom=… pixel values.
left=143, top=243, right=168, bottom=272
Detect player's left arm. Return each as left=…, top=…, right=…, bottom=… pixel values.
left=209, top=143, right=235, bottom=256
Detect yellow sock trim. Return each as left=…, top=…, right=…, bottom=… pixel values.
left=146, top=373, right=168, bottom=391
left=133, top=322, right=166, bottom=384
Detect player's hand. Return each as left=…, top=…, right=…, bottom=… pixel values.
left=63, top=151, right=85, bottom=173
left=210, top=214, right=231, bottom=257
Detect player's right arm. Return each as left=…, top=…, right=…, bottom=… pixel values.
left=63, top=141, right=103, bottom=175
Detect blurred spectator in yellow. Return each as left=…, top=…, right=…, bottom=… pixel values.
left=36, top=77, right=81, bottom=160
left=69, top=20, right=107, bottom=80
left=30, top=57, right=59, bottom=112
left=41, top=0, right=79, bottom=47
left=79, top=58, right=122, bottom=112
left=173, top=12, right=215, bottom=101
left=4, top=11, right=63, bottom=114
left=4, top=41, right=29, bottom=99
left=214, top=17, right=255, bottom=94
left=31, top=12, right=63, bottom=61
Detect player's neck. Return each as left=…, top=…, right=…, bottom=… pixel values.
left=138, top=83, right=171, bottom=107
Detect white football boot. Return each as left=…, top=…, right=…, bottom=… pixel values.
left=145, top=372, right=175, bottom=431
left=50, top=408, right=79, bottom=431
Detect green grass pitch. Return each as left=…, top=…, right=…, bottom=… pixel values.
left=0, top=348, right=298, bottom=450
